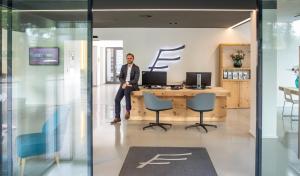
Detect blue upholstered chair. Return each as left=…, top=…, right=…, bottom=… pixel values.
left=143, top=92, right=173, bottom=131
left=16, top=105, right=70, bottom=176
left=185, top=93, right=217, bottom=133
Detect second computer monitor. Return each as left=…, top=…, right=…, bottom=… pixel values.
left=142, top=71, right=167, bottom=86
left=186, top=72, right=211, bottom=88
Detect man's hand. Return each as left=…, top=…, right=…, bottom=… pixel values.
left=122, top=83, right=127, bottom=89
left=122, top=82, right=132, bottom=89
left=126, top=82, right=133, bottom=87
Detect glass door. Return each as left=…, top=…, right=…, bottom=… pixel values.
left=1, top=0, right=93, bottom=176
left=106, top=47, right=123, bottom=84
left=260, top=0, right=300, bottom=175
left=1, top=5, right=9, bottom=176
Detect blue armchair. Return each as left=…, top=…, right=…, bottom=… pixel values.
left=16, top=105, right=70, bottom=176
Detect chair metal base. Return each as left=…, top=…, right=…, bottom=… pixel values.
left=143, top=123, right=172, bottom=131
left=185, top=123, right=217, bottom=133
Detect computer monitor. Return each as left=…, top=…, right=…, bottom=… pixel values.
left=142, top=71, right=167, bottom=86
left=186, top=72, right=211, bottom=88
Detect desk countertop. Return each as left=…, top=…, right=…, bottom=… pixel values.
left=278, top=86, right=299, bottom=95
left=132, top=87, right=230, bottom=97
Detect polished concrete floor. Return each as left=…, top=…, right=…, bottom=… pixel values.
left=261, top=108, right=300, bottom=176
left=14, top=84, right=300, bottom=176
left=92, top=85, right=256, bottom=176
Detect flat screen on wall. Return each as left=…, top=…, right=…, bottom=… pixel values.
left=29, top=47, right=59, bottom=65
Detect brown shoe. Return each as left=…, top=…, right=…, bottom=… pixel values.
left=110, top=118, right=121, bottom=124
left=125, top=111, right=130, bottom=120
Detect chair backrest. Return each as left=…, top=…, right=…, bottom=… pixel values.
left=42, top=105, right=70, bottom=135
left=283, top=88, right=295, bottom=103
left=143, top=92, right=161, bottom=110
left=187, top=93, right=216, bottom=111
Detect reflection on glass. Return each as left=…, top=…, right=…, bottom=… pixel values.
left=0, top=1, right=91, bottom=176
left=261, top=0, right=300, bottom=175
left=291, top=19, right=300, bottom=37
left=1, top=5, right=9, bottom=176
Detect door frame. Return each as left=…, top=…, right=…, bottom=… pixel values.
left=105, top=47, right=123, bottom=84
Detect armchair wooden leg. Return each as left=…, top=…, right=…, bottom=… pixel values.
left=18, top=157, right=21, bottom=166
left=20, top=158, right=26, bottom=176
left=55, top=153, right=60, bottom=166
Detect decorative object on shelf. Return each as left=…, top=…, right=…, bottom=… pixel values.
left=227, top=71, right=232, bottom=79
left=223, top=71, right=228, bottom=79
left=238, top=71, right=243, bottom=80
left=232, top=71, right=238, bottom=79
left=230, top=50, right=245, bottom=68
left=291, top=65, right=299, bottom=88
left=242, top=71, right=250, bottom=79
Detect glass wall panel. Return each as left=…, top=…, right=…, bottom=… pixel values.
left=261, top=0, right=300, bottom=175
left=1, top=1, right=92, bottom=176
left=1, top=5, right=9, bottom=176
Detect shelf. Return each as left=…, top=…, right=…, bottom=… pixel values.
left=220, top=44, right=250, bottom=46
left=219, top=44, right=251, bottom=109
left=222, top=79, right=250, bottom=82
left=222, top=67, right=251, bottom=70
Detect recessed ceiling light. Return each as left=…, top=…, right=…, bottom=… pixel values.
left=139, top=14, right=152, bottom=18
left=229, top=18, right=251, bottom=29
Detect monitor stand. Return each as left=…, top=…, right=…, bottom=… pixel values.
left=186, top=85, right=206, bottom=89
left=144, top=85, right=164, bottom=89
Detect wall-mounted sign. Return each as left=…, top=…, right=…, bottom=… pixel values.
left=29, top=47, right=59, bottom=65
left=148, top=45, right=185, bottom=72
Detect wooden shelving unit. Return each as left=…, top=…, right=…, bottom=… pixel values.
left=219, top=44, right=251, bottom=109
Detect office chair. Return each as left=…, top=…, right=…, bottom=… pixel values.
left=185, top=93, right=217, bottom=133
left=143, top=92, right=173, bottom=131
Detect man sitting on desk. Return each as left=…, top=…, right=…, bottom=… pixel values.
left=111, top=53, right=140, bottom=124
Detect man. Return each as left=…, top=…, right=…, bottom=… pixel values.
left=111, top=53, right=140, bottom=124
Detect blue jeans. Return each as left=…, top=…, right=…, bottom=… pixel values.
left=114, top=86, right=134, bottom=119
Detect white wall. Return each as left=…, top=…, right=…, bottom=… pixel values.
left=93, top=27, right=251, bottom=85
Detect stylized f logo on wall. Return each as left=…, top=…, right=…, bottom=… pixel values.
left=148, top=45, right=185, bottom=72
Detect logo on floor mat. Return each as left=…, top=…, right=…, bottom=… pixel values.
left=137, top=153, right=192, bottom=168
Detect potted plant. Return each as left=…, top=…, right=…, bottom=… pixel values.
left=230, top=50, right=245, bottom=68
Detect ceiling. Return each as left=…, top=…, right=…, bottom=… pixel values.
left=9, top=0, right=257, bottom=29
left=277, top=0, right=300, bottom=22
left=93, top=0, right=256, bottom=10
left=11, top=0, right=257, bottom=10
left=93, top=11, right=252, bottom=28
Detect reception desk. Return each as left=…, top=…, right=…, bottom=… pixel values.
left=130, top=87, right=230, bottom=122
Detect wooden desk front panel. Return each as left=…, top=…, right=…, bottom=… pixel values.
left=130, top=88, right=228, bottom=122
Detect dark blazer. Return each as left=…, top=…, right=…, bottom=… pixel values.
left=119, top=64, right=140, bottom=90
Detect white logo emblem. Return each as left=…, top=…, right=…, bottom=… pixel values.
left=137, top=153, right=192, bottom=169
left=148, top=45, right=185, bottom=71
